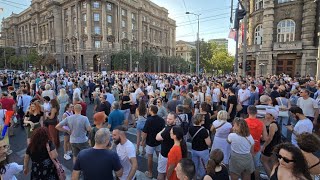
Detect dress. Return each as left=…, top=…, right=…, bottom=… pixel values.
left=58, top=95, right=69, bottom=121
left=26, top=140, right=58, bottom=180
left=167, top=145, right=182, bottom=180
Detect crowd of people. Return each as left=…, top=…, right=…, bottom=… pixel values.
left=0, top=70, right=319, bottom=179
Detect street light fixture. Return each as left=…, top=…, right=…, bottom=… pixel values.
left=186, top=12, right=201, bottom=76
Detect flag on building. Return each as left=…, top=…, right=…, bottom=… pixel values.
left=228, top=28, right=237, bottom=41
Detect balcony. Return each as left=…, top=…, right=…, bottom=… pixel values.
left=273, top=41, right=302, bottom=51
left=246, top=44, right=261, bottom=53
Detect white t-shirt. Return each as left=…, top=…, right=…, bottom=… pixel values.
left=228, top=133, right=254, bottom=154
left=297, top=97, right=319, bottom=118
left=116, top=140, right=136, bottom=180
left=238, top=89, right=250, bottom=106
left=212, top=120, right=232, bottom=139
left=212, top=88, right=221, bottom=103
left=291, top=119, right=313, bottom=146
left=2, top=162, right=23, bottom=180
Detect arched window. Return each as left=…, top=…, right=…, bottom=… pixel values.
left=255, top=0, right=263, bottom=10
left=277, top=19, right=295, bottom=42
left=254, top=24, right=263, bottom=45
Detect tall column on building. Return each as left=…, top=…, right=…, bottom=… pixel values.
left=261, top=0, right=275, bottom=75
left=68, top=7, right=72, bottom=38
left=86, top=0, right=92, bottom=50
left=113, top=2, right=120, bottom=50
left=77, top=2, right=82, bottom=51
left=138, top=11, right=142, bottom=53
left=102, top=1, right=107, bottom=49
left=52, top=3, right=63, bottom=67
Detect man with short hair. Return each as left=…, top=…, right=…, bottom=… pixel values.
left=108, top=101, right=125, bottom=131
left=175, top=158, right=196, bottom=180
left=142, top=105, right=165, bottom=178
left=105, top=87, right=115, bottom=105
left=72, top=128, right=123, bottom=180
left=155, top=113, right=177, bottom=180
left=97, top=94, right=111, bottom=117
left=17, top=89, right=32, bottom=128
left=167, top=93, right=182, bottom=113
left=287, top=106, right=313, bottom=146
left=74, top=97, right=87, bottom=116
left=112, top=126, right=138, bottom=180
left=256, top=95, right=275, bottom=119
left=237, top=84, right=250, bottom=117
left=56, top=104, right=91, bottom=164
left=297, top=89, right=319, bottom=124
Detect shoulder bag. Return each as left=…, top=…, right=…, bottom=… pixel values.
left=46, top=142, right=66, bottom=180
left=278, top=98, right=289, bottom=117
left=211, top=121, right=226, bottom=134
left=191, top=126, right=205, bottom=142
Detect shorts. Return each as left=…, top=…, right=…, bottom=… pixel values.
left=157, top=153, right=168, bottom=174
left=121, top=109, right=130, bottom=120
left=146, top=145, right=161, bottom=155
left=229, top=151, right=255, bottom=176
left=253, top=151, right=261, bottom=167
left=71, top=141, right=90, bottom=157
left=136, top=120, right=146, bottom=131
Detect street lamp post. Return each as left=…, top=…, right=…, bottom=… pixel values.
left=186, top=12, right=200, bottom=76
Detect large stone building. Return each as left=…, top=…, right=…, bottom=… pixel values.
left=1, top=0, right=176, bottom=72
left=208, top=38, right=228, bottom=49
left=239, top=0, right=317, bottom=77
left=175, top=40, right=195, bottom=62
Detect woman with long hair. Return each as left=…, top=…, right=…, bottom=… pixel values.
left=44, top=99, right=60, bottom=149
left=136, top=100, right=147, bottom=155
left=23, top=101, right=44, bottom=144
left=61, top=103, right=73, bottom=161
left=167, top=126, right=188, bottom=180
left=270, top=143, right=312, bottom=180
left=203, top=149, right=229, bottom=180
left=23, top=127, right=59, bottom=179
left=297, top=133, right=320, bottom=178
left=227, top=117, right=255, bottom=180
left=57, top=88, right=69, bottom=122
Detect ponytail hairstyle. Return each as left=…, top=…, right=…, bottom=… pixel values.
left=206, top=149, right=224, bottom=175
left=172, top=126, right=188, bottom=158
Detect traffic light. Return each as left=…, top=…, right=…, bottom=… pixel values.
left=234, top=3, right=247, bottom=30
left=246, top=61, right=251, bottom=71
left=239, top=62, right=243, bottom=69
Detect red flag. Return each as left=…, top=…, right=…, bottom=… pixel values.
left=228, top=29, right=236, bottom=41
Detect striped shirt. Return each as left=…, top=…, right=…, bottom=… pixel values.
left=256, top=104, right=277, bottom=119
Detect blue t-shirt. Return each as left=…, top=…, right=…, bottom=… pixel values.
left=249, top=92, right=259, bottom=105
left=74, top=148, right=122, bottom=180
left=108, top=109, right=125, bottom=131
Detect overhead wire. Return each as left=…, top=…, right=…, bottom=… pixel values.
left=1, top=0, right=29, bottom=7
left=181, top=0, right=195, bottom=35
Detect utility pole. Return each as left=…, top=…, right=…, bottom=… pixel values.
left=234, top=2, right=240, bottom=74
left=242, top=0, right=248, bottom=77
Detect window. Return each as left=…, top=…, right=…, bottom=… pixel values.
left=107, top=15, right=112, bottom=23
left=132, top=13, right=136, bottom=21
left=143, top=16, right=146, bottom=21
left=107, top=27, right=112, bottom=35
left=122, top=32, right=127, bottom=38
left=132, top=23, right=136, bottom=30
left=93, top=1, right=100, bottom=8
left=278, top=0, right=294, bottom=3
left=83, top=26, right=87, bottom=34
left=254, top=24, right=263, bottom=45
left=255, top=0, right=263, bottom=10
left=94, top=26, right=101, bottom=34
left=122, top=20, right=126, bottom=28
left=107, top=3, right=112, bottom=11
left=277, top=19, right=295, bottom=42
left=95, top=41, right=101, bottom=48
left=82, top=2, right=87, bottom=9
left=121, top=9, right=127, bottom=16
left=94, top=13, right=100, bottom=21
left=83, top=14, right=87, bottom=21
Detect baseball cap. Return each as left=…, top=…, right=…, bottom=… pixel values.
left=266, top=109, right=278, bottom=119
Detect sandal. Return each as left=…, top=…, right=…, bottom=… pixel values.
left=144, top=171, right=153, bottom=179
left=141, top=149, right=146, bottom=155
left=136, top=149, right=140, bottom=156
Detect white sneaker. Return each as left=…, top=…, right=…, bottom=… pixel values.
left=67, top=150, right=72, bottom=156
left=260, top=173, right=269, bottom=180
left=64, top=154, right=71, bottom=160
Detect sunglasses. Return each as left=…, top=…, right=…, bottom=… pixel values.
left=276, top=153, right=295, bottom=163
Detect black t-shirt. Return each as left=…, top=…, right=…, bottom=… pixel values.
left=160, top=125, right=174, bottom=157
left=26, top=140, right=55, bottom=163
left=188, top=126, right=209, bottom=151
left=227, top=95, right=237, bottom=118
left=203, top=113, right=213, bottom=131
left=121, top=95, right=130, bottom=110
left=25, top=111, right=44, bottom=123
left=97, top=101, right=111, bottom=116
left=142, top=115, right=165, bottom=147
left=74, top=148, right=122, bottom=180
left=205, top=164, right=229, bottom=180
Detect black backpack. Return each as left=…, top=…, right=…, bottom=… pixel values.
left=177, top=114, right=189, bottom=135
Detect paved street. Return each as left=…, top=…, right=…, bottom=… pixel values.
left=10, top=100, right=159, bottom=180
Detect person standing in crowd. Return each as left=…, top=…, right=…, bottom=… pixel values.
left=156, top=112, right=177, bottom=180
left=270, top=143, right=312, bottom=180
left=211, top=110, right=232, bottom=166
left=245, top=105, right=268, bottom=179
left=287, top=106, right=313, bottom=146
left=200, top=102, right=212, bottom=132
left=222, top=87, right=237, bottom=122
left=61, top=103, right=73, bottom=160
left=167, top=93, right=182, bottom=113
left=188, top=114, right=211, bottom=179
left=256, top=95, right=275, bottom=119
left=167, top=126, right=188, bottom=180
left=261, top=108, right=282, bottom=177
left=203, top=149, right=229, bottom=180
left=56, top=104, right=91, bottom=164
left=89, top=112, right=106, bottom=147
left=108, top=101, right=125, bottom=130
left=297, top=89, right=319, bottom=124
left=105, top=87, right=115, bottom=105
left=18, top=89, right=32, bottom=128
left=142, top=105, right=165, bottom=179
left=175, top=158, right=196, bottom=180
left=23, top=127, right=59, bottom=179
left=277, top=90, right=291, bottom=138
left=57, top=88, right=69, bottom=121
left=249, top=85, right=259, bottom=106
left=23, top=101, right=44, bottom=145
left=211, top=83, right=221, bottom=108
left=136, top=100, right=147, bottom=155
left=112, top=125, right=138, bottom=180
left=72, top=128, right=123, bottom=180
left=227, top=118, right=255, bottom=180
left=45, top=99, right=60, bottom=149
left=181, top=90, right=193, bottom=122
left=0, top=92, right=16, bottom=137
left=74, top=97, right=87, bottom=116
left=237, top=83, right=250, bottom=117
left=297, top=132, right=320, bottom=177
left=92, top=92, right=101, bottom=113
left=97, top=94, right=111, bottom=117
left=41, top=84, right=56, bottom=100
left=120, top=90, right=131, bottom=126
left=157, top=98, right=168, bottom=119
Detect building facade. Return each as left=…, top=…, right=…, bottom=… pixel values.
left=208, top=38, right=228, bottom=49
left=175, top=40, right=195, bottom=62
left=1, top=0, right=176, bottom=72
left=239, top=0, right=317, bottom=77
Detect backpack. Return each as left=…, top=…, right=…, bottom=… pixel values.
left=177, top=114, right=189, bottom=135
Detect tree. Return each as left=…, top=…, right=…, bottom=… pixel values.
left=140, top=49, right=157, bottom=72
left=111, top=50, right=141, bottom=71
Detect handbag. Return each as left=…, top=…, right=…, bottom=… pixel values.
left=278, top=98, right=289, bottom=117
left=46, top=142, right=66, bottom=180
left=236, top=104, right=243, bottom=112
left=211, top=122, right=226, bottom=134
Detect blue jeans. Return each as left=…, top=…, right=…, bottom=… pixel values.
left=278, top=116, right=290, bottom=139
left=191, top=149, right=209, bottom=178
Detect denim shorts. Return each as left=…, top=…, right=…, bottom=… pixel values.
left=136, top=120, right=146, bottom=131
